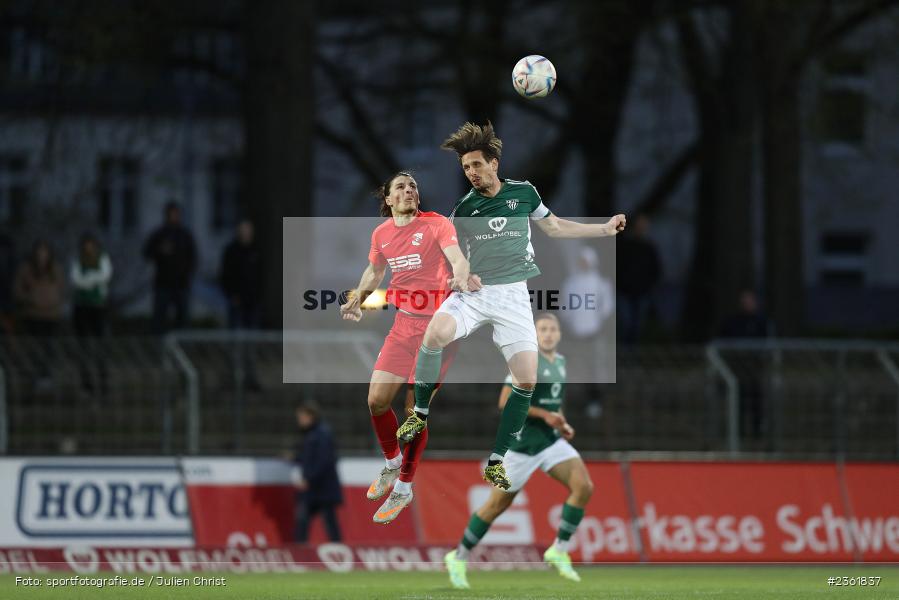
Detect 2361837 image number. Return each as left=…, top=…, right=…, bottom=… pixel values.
left=827, top=576, right=881, bottom=586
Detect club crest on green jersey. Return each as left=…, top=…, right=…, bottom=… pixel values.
left=507, top=198, right=519, bottom=210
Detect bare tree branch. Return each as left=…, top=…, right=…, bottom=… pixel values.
left=316, top=121, right=383, bottom=193
left=632, top=142, right=698, bottom=217
left=676, top=12, right=721, bottom=106
left=165, top=55, right=242, bottom=90
left=800, top=0, right=899, bottom=65
left=316, top=52, right=400, bottom=176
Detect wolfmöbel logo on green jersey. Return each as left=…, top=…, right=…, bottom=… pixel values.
left=488, top=217, right=507, bottom=232
left=475, top=216, right=523, bottom=240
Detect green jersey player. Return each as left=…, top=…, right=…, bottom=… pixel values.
left=444, top=313, right=593, bottom=588
left=397, top=121, right=625, bottom=489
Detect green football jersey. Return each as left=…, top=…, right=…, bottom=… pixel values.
left=449, top=179, right=550, bottom=285
left=504, top=352, right=567, bottom=455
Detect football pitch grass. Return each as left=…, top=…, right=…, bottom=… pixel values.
left=3, top=566, right=898, bottom=599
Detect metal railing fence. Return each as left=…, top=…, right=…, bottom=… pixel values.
left=1, top=333, right=897, bottom=459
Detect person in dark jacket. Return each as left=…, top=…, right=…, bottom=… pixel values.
left=718, top=289, right=773, bottom=439
left=616, top=214, right=662, bottom=344
left=143, top=202, right=197, bottom=333
left=219, top=219, right=263, bottom=329
left=719, top=290, right=773, bottom=339
left=294, top=403, right=343, bottom=542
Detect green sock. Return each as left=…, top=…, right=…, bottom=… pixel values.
left=460, top=513, right=491, bottom=550
left=492, top=385, right=532, bottom=457
left=413, top=345, right=442, bottom=412
left=557, top=503, right=585, bottom=542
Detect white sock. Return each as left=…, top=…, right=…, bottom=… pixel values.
left=393, top=479, right=412, bottom=495
left=415, top=406, right=429, bottom=416
left=455, top=545, right=470, bottom=561
left=386, top=453, right=403, bottom=470
left=553, top=538, right=571, bottom=553
left=488, top=453, right=504, bottom=463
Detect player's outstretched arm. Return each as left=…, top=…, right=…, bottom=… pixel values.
left=340, top=262, right=386, bottom=321
left=557, top=409, right=575, bottom=440
left=535, top=213, right=627, bottom=238
left=442, top=244, right=473, bottom=292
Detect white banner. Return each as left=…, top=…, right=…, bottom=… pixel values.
left=0, top=457, right=381, bottom=548
left=0, top=458, right=192, bottom=548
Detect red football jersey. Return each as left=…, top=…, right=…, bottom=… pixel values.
left=368, top=211, right=459, bottom=315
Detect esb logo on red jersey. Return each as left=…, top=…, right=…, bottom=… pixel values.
left=387, top=254, right=422, bottom=272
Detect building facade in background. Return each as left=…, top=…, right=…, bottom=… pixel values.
left=0, top=5, right=896, bottom=330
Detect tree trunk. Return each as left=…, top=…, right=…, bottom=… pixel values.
left=243, top=0, right=315, bottom=328
left=759, top=68, right=804, bottom=335
left=681, top=124, right=722, bottom=341
left=459, top=0, right=507, bottom=126
left=753, top=0, right=807, bottom=336
left=574, top=1, right=641, bottom=216
left=679, top=4, right=757, bottom=341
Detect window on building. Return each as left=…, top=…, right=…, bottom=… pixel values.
left=98, top=157, right=140, bottom=237
left=0, top=155, right=28, bottom=226
left=819, top=231, right=869, bottom=285
left=8, top=26, right=59, bottom=83
left=813, top=50, right=867, bottom=147
left=211, top=158, right=242, bottom=231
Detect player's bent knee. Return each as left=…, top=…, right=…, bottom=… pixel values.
left=423, top=330, right=450, bottom=349
left=367, top=393, right=391, bottom=415
left=582, top=478, right=595, bottom=499
left=422, top=314, right=456, bottom=349
left=572, top=478, right=594, bottom=503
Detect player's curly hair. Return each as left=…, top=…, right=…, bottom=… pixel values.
left=441, top=121, right=503, bottom=163
left=376, top=170, right=415, bottom=217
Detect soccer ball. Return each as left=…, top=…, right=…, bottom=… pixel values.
left=512, top=55, right=557, bottom=98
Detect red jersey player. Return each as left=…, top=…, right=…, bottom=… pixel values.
left=339, top=171, right=479, bottom=524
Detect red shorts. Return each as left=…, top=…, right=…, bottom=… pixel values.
left=373, top=311, right=458, bottom=385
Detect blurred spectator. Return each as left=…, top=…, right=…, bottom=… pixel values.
left=219, top=219, right=263, bottom=390
left=294, top=403, right=343, bottom=543
left=143, top=202, right=197, bottom=333
left=561, top=246, right=614, bottom=338
left=14, top=240, right=64, bottom=336
left=562, top=246, right=615, bottom=415
left=719, top=289, right=773, bottom=440
left=71, top=233, right=113, bottom=396
left=616, top=214, right=661, bottom=344
left=14, top=240, right=64, bottom=383
left=219, top=219, right=263, bottom=329
left=0, top=232, right=15, bottom=333
left=719, top=289, right=774, bottom=338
